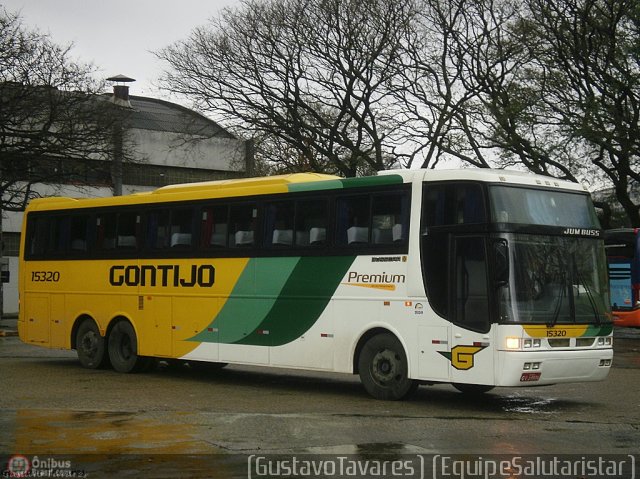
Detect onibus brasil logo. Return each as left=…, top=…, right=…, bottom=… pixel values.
left=6, top=455, right=75, bottom=477
left=6, top=455, right=30, bottom=477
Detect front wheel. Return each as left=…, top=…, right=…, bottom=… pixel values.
left=108, top=321, right=149, bottom=373
left=358, top=333, right=417, bottom=400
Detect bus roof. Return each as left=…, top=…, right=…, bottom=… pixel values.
left=380, top=168, right=587, bottom=192
left=26, top=173, right=338, bottom=211
left=152, top=172, right=339, bottom=195
left=25, top=168, right=587, bottom=212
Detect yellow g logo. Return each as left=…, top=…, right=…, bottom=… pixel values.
left=439, top=345, right=486, bottom=370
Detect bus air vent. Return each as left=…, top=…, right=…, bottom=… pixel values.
left=548, top=338, right=571, bottom=348
left=575, top=338, right=595, bottom=347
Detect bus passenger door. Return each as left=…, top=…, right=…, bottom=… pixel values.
left=449, top=236, right=495, bottom=386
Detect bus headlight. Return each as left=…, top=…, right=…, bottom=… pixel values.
left=597, top=337, right=613, bottom=346
left=506, top=337, right=521, bottom=350
left=523, top=339, right=541, bottom=348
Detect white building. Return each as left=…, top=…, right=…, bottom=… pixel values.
left=1, top=82, right=252, bottom=314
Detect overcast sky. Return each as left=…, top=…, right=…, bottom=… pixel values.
left=2, top=0, right=238, bottom=100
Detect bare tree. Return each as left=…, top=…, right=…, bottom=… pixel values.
left=0, top=7, right=140, bottom=317
left=391, top=0, right=572, bottom=173
left=399, top=0, right=638, bottom=225
left=433, top=0, right=638, bottom=224
left=158, top=0, right=414, bottom=177
left=158, top=0, right=638, bottom=224
left=0, top=8, right=131, bottom=210
left=390, top=0, right=493, bottom=169
left=520, top=0, right=640, bottom=225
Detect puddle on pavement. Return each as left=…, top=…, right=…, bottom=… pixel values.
left=4, top=409, right=249, bottom=478
left=499, top=395, right=557, bottom=414
left=9, top=409, right=217, bottom=454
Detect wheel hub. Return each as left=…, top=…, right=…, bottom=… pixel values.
left=81, top=332, right=98, bottom=358
left=119, top=336, right=133, bottom=360
left=371, top=349, right=399, bottom=384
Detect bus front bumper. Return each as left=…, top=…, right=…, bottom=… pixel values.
left=496, top=348, right=613, bottom=387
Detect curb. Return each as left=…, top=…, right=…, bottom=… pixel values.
left=0, top=330, right=18, bottom=337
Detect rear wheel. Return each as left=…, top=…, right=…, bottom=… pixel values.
left=108, top=320, right=149, bottom=373
left=358, top=333, right=417, bottom=400
left=76, top=320, right=109, bottom=369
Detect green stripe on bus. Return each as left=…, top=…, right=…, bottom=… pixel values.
left=287, top=174, right=403, bottom=193
left=288, top=180, right=345, bottom=193
left=339, top=175, right=404, bottom=189
left=235, top=256, right=356, bottom=346
left=584, top=324, right=614, bottom=337
left=190, top=257, right=300, bottom=343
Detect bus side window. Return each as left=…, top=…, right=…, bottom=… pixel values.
left=96, top=213, right=117, bottom=250
left=455, top=184, right=486, bottom=224
left=49, top=216, right=70, bottom=255
left=295, top=199, right=328, bottom=246
left=117, top=212, right=140, bottom=249
left=147, top=209, right=170, bottom=249
left=201, top=205, right=229, bottom=248
left=230, top=204, right=257, bottom=247
left=27, top=216, right=50, bottom=257
left=69, top=215, right=90, bottom=252
left=423, top=183, right=485, bottom=228
left=265, top=201, right=294, bottom=247
left=169, top=207, right=195, bottom=248
left=422, top=185, right=447, bottom=228
left=371, top=193, right=408, bottom=245
left=336, top=195, right=370, bottom=246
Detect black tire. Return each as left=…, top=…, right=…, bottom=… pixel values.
left=452, top=383, right=495, bottom=395
left=108, top=320, right=148, bottom=373
left=76, top=319, right=109, bottom=369
left=358, top=333, right=418, bottom=400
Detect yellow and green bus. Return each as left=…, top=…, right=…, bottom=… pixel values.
left=19, top=169, right=613, bottom=399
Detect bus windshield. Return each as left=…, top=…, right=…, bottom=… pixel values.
left=490, top=186, right=600, bottom=228
left=498, top=234, right=610, bottom=325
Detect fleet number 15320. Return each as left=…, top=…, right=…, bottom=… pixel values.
left=546, top=330, right=567, bottom=337
left=31, top=271, right=61, bottom=282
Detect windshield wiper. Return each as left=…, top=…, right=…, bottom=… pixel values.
left=575, top=269, right=602, bottom=325
left=547, top=272, right=566, bottom=328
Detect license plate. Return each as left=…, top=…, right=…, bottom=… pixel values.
left=520, top=372, right=541, bottom=382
